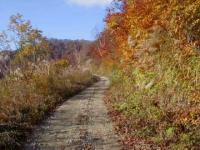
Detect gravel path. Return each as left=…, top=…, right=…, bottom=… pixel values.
left=25, top=77, right=122, bottom=150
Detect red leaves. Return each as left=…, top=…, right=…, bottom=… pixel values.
left=104, top=93, right=156, bottom=149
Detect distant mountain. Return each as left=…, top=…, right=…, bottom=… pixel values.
left=0, top=39, right=93, bottom=78
left=49, top=39, right=92, bottom=58
left=48, top=39, right=93, bottom=65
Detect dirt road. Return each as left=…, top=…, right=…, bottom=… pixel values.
left=25, top=77, right=122, bottom=150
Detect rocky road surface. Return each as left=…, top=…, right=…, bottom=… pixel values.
left=25, top=77, right=122, bottom=150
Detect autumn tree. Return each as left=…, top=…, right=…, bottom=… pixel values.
left=9, top=14, right=49, bottom=65
left=105, top=0, right=200, bottom=62
left=100, top=0, right=200, bottom=148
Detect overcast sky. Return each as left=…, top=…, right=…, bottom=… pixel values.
left=0, top=0, right=112, bottom=40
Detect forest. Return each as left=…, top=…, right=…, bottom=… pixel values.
left=95, top=0, right=200, bottom=149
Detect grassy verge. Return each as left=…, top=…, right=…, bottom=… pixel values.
left=0, top=63, right=97, bottom=149
left=104, top=52, right=200, bottom=149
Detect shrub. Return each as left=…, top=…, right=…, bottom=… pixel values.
left=0, top=61, right=95, bottom=148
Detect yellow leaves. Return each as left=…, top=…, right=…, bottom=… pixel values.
left=101, top=1, right=200, bottom=148
left=10, top=13, right=32, bottom=35
left=182, top=44, right=197, bottom=57
left=54, top=59, right=69, bottom=69
left=107, top=20, right=118, bottom=30
left=122, top=50, right=130, bottom=61
left=9, top=14, right=49, bottom=65
left=19, top=45, right=34, bottom=58
left=176, top=106, right=200, bottom=126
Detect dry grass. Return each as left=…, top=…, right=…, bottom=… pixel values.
left=0, top=62, right=96, bottom=149
left=105, top=35, right=200, bottom=149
